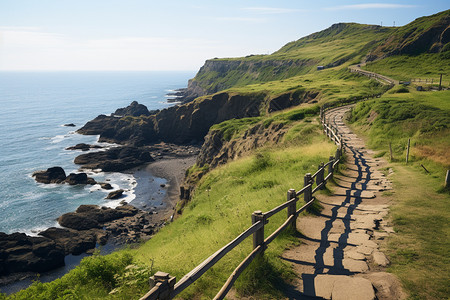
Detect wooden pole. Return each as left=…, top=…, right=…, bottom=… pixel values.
left=439, top=73, right=443, bottom=91
left=328, top=156, right=334, bottom=180
left=251, top=211, right=265, bottom=251
left=445, top=170, right=450, bottom=189
left=406, top=139, right=410, bottom=164
left=389, top=142, right=393, bottom=162
left=287, top=189, right=297, bottom=229
left=304, top=173, right=312, bottom=203
left=317, top=163, right=324, bottom=189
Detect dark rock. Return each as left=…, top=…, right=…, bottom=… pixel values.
left=106, top=189, right=124, bottom=199
left=100, top=182, right=113, bottom=190
left=77, top=92, right=263, bottom=146
left=113, top=101, right=152, bottom=117
left=32, top=167, right=66, bottom=184
left=58, top=212, right=101, bottom=230
left=39, top=227, right=97, bottom=255
left=74, top=146, right=154, bottom=172
left=65, top=173, right=96, bottom=185
left=66, top=143, right=103, bottom=151
left=64, top=123, right=76, bottom=127
left=0, top=232, right=65, bottom=276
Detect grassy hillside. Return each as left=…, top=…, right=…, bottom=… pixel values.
left=191, top=23, right=393, bottom=95
left=363, top=52, right=450, bottom=83
left=348, top=89, right=450, bottom=299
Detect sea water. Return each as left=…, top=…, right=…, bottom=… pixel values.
left=0, top=71, right=195, bottom=235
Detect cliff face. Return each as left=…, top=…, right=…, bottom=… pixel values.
left=185, top=58, right=313, bottom=99
left=78, top=93, right=265, bottom=146
left=196, top=122, right=287, bottom=169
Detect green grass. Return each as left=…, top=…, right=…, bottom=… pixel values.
left=132, top=140, right=336, bottom=299
left=192, top=23, right=393, bottom=94
left=363, top=53, right=450, bottom=83
left=348, top=89, right=450, bottom=299
left=378, top=163, right=450, bottom=299
left=348, top=90, right=450, bottom=168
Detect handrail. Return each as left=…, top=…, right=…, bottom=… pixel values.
left=171, top=220, right=264, bottom=297
left=140, top=99, right=346, bottom=300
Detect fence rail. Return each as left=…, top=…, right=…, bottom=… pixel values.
left=139, top=107, right=344, bottom=300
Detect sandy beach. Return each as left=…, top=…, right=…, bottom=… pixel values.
left=130, top=155, right=197, bottom=222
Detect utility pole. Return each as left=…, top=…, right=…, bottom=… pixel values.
left=393, top=21, right=395, bottom=27
left=439, top=73, right=443, bottom=91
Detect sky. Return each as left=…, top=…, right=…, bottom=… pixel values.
left=0, top=0, right=448, bottom=71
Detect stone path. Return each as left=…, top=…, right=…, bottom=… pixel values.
left=281, top=106, right=406, bottom=300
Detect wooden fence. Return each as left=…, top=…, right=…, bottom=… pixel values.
left=139, top=108, right=344, bottom=300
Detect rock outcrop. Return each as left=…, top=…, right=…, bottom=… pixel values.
left=77, top=93, right=264, bottom=146
left=57, top=204, right=138, bottom=231
left=32, top=167, right=97, bottom=185
left=0, top=232, right=65, bottom=276
left=32, top=167, right=67, bottom=184
left=197, top=122, right=288, bottom=169
left=113, top=100, right=158, bottom=117
left=74, top=146, right=154, bottom=172
left=66, top=143, right=103, bottom=151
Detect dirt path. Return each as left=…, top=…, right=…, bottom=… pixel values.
left=281, top=106, right=406, bottom=300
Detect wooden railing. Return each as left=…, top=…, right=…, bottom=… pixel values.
left=139, top=109, right=344, bottom=300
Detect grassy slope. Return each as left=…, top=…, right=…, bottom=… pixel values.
left=363, top=53, right=450, bottom=83
left=193, top=23, right=393, bottom=93
left=348, top=90, right=450, bottom=299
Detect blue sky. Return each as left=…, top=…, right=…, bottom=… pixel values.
left=0, top=0, right=448, bottom=71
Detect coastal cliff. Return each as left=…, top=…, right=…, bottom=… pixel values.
left=78, top=92, right=264, bottom=145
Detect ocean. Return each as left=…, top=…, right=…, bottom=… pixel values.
left=0, top=71, right=195, bottom=235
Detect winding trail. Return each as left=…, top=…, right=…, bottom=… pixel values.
left=282, top=105, right=406, bottom=300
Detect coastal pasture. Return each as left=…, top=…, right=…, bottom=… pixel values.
left=363, top=53, right=450, bottom=83
left=133, top=139, right=336, bottom=299
left=348, top=90, right=450, bottom=299
left=228, top=67, right=387, bottom=104
left=349, top=90, right=450, bottom=168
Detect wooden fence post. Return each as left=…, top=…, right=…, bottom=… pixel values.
left=335, top=148, right=340, bottom=161
left=304, top=173, right=312, bottom=203
left=406, top=139, right=410, bottom=164
left=389, top=142, right=393, bottom=162
left=287, top=189, right=297, bottom=229
left=328, top=156, right=334, bottom=180
left=251, top=211, right=265, bottom=251
left=445, top=170, right=450, bottom=189
left=144, top=271, right=176, bottom=300
left=317, top=163, right=324, bottom=189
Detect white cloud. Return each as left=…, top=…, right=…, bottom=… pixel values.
left=215, top=17, right=266, bottom=23
left=326, top=3, right=417, bottom=10
left=0, top=27, right=222, bottom=70
left=242, top=7, right=305, bottom=14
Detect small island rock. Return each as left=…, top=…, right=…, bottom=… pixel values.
left=32, top=167, right=66, bottom=184
left=106, top=189, right=125, bottom=199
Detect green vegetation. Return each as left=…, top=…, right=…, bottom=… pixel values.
left=349, top=90, right=450, bottom=168
left=348, top=89, right=450, bottom=299
left=364, top=53, right=450, bottom=83
left=228, top=67, right=387, bottom=104
left=192, top=23, right=393, bottom=94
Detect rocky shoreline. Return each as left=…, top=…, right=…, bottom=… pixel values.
left=1, top=101, right=200, bottom=289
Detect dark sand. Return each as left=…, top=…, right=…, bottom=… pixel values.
left=130, top=156, right=197, bottom=222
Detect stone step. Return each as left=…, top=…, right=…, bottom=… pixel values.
left=304, top=275, right=375, bottom=300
